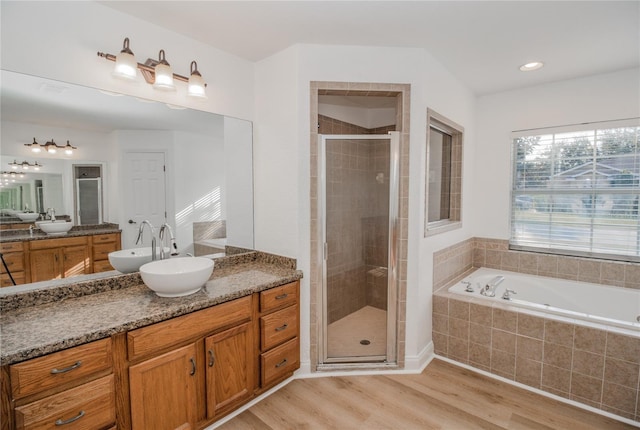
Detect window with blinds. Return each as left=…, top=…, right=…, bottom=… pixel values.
left=510, top=119, right=640, bottom=262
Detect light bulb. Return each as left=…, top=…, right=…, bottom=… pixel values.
left=153, top=50, right=175, bottom=91
left=113, top=38, right=138, bottom=80
left=187, top=61, right=207, bottom=99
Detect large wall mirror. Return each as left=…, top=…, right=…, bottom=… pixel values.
left=1, top=69, right=254, bottom=265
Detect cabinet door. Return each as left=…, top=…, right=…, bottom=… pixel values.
left=63, top=245, right=90, bottom=277
left=205, top=322, right=253, bottom=419
left=29, top=249, right=61, bottom=282
left=129, top=343, right=198, bottom=430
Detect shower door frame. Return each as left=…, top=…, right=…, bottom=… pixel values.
left=318, top=132, right=400, bottom=366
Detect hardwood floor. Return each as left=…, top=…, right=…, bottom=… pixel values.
left=218, top=359, right=636, bottom=429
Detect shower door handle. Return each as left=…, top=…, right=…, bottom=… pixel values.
left=323, top=242, right=328, bottom=260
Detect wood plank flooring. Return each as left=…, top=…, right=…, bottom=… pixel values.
left=218, top=359, right=637, bottom=429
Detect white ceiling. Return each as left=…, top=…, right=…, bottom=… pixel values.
left=102, top=1, right=640, bottom=95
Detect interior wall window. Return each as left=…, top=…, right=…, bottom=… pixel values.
left=425, top=108, right=463, bottom=236
left=510, top=119, right=640, bottom=262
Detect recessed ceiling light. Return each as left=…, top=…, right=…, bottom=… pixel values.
left=519, top=61, right=544, bottom=72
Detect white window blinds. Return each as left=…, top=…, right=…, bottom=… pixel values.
left=510, top=119, right=640, bottom=262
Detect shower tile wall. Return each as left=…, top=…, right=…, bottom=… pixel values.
left=310, top=82, right=411, bottom=370
left=321, top=115, right=393, bottom=324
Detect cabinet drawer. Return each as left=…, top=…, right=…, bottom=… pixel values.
left=1, top=272, right=25, bottom=287
left=15, top=374, right=115, bottom=430
left=128, top=296, right=252, bottom=361
left=260, top=337, right=299, bottom=387
left=0, top=241, right=24, bottom=253
left=93, top=259, right=114, bottom=273
left=30, top=236, right=87, bottom=250
left=92, top=243, right=117, bottom=261
left=260, top=282, right=298, bottom=313
left=10, top=338, right=112, bottom=399
left=260, top=304, right=298, bottom=351
left=0, top=251, right=24, bottom=274
left=92, top=233, right=118, bottom=244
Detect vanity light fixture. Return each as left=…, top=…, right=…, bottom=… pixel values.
left=519, top=61, right=544, bottom=72
left=9, top=160, right=42, bottom=170
left=97, top=38, right=207, bottom=98
left=1, top=171, right=25, bottom=179
left=26, top=138, right=77, bottom=155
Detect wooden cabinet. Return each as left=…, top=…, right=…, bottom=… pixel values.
left=1, top=280, right=300, bottom=430
left=129, top=343, right=198, bottom=430
left=0, top=242, right=26, bottom=287
left=29, top=237, right=90, bottom=283
left=7, top=338, right=115, bottom=430
left=205, top=322, right=253, bottom=419
left=127, top=296, right=254, bottom=429
left=90, top=233, right=120, bottom=273
left=258, top=282, right=300, bottom=390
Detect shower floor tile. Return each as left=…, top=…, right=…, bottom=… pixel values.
left=327, top=305, right=387, bottom=358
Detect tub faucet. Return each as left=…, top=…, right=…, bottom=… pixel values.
left=502, top=289, right=517, bottom=300
left=480, top=275, right=505, bottom=297
left=136, top=220, right=157, bottom=261
left=158, top=223, right=178, bottom=260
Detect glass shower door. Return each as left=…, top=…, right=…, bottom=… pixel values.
left=319, top=132, right=399, bottom=364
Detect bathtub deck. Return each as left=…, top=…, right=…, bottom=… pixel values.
left=219, top=358, right=637, bottom=429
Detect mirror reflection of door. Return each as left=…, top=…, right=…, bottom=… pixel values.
left=122, top=152, right=167, bottom=248
left=74, top=165, right=103, bottom=225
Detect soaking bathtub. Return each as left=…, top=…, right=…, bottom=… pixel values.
left=449, top=267, right=640, bottom=332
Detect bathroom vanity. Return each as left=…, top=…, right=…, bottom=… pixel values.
left=0, top=224, right=121, bottom=287
left=0, top=251, right=302, bottom=430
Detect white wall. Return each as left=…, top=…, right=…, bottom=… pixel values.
left=254, top=44, right=476, bottom=372
left=473, top=68, right=640, bottom=240
left=0, top=1, right=254, bottom=120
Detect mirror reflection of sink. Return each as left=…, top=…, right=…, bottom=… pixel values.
left=108, top=247, right=169, bottom=274
left=140, top=257, right=214, bottom=297
left=16, top=212, right=39, bottom=222
left=36, top=220, right=73, bottom=236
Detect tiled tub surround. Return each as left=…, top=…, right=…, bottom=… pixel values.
left=433, top=287, right=640, bottom=422
left=434, top=237, right=640, bottom=292
left=432, top=238, right=640, bottom=423
left=0, top=250, right=302, bottom=366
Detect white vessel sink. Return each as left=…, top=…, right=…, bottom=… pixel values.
left=108, top=247, right=168, bottom=274
left=140, top=257, right=214, bottom=297
left=16, top=212, right=39, bottom=222
left=36, top=220, right=73, bottom=236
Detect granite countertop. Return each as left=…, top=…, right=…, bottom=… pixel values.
left=0, top=223, right=121, bottom=243
left=0, top=252, right=302, bottom=366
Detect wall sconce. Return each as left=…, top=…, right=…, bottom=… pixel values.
left=25, top=138, right=77, bottom=155
left=97, top=38, right=208, bottom=99
left=9, top=160, right=42, bottom=170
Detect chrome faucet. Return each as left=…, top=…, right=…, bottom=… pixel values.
left=46, top=207, right=56, bottom=222
left=136, top=220, right=157, bottom=261
left=502, top=289, right=517, bottom=300
left=158, top=223, right=177, bottom=260
left=480, top=275, right=505, bottom=297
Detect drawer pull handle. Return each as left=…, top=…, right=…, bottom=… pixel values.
left=275, top=323, right=289, bottom=332
left=190, top=357, right=196, bottom=375
left=275, top=293, right=288, bottom=300
left=50, top=361, right=82, bottom=374
left=208, top=350, right=215, bottom=367
left=275, top=358, right=288, bottom=368
left=55, top=410, right=85, bottom=426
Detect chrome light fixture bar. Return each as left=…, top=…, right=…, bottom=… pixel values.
left=97, top=38, right=208, bottom=99
left=25, top=138, right=77, bottom=155
left=9, top=160, right=42, bottom=170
